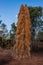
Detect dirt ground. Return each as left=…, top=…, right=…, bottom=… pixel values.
left=0, top=48, right=43, bottom=65
left=5, top=53, right=43, bottom=65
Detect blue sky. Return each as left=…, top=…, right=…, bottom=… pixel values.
left=0, top=0, right=43, bottom=31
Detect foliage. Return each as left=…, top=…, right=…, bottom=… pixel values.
left=0, top=20, right=2, bottom=24
left=38, top=32, right=43, bottom=40
left=1, top=23, right=8, bottom=38
left=29, top=6, right=43, bottom=39
left=29, top=7, right=43, bottom=51
left=10, top=23, right=16, bottom=41
left=0, top=37, right=2, bottom=46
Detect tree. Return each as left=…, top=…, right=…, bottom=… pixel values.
left=10, top=23, right=16, bottom=45
left=38, top=32, right=43, bottom=40
left=37, top=32, right=43, bottom=49
left=0, top=20, right=2, bottom=24
left=1, top=23, right=8, bottom=38
left=29, top=6, right=43, bottom=52
left=0, top=20, right=2, bottom=28
left=29, top=6, right=42, bottom=39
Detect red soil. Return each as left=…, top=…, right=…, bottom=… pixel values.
left=0, top=47, right=43, bottom=65
left=5, top=53, right=43, bottom=65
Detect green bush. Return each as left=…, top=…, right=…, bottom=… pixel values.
left=0, top=37, right=2, bottom=46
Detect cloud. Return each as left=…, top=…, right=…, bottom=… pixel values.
left=16, top=14, right=18, bottom=18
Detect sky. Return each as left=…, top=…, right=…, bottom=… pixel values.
left=0, top=0, right=43, bottom=31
